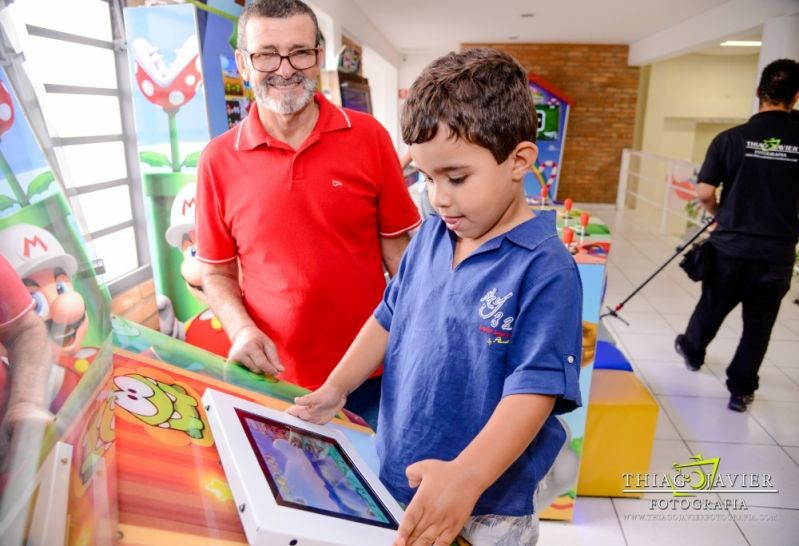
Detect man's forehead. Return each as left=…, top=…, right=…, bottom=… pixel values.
left=245, top=14, right=316, bottom=48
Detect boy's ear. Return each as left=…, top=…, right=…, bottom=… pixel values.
left=510, top=141, right=538, bottom=182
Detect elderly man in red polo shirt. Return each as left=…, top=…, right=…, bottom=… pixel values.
left=0, top=255, right=53, bottom=461
left=195, top=0, right=420, bottom=428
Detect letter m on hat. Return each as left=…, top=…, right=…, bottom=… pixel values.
left=23, top=235, right=48, bottom=258
left=182, top=197, right=196, bottom=217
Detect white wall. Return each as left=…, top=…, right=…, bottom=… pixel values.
left=640, top=53, right=759, bottom=161
left=307, top=1, right=402, bottom=146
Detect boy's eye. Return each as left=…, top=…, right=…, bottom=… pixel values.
left=448, top=176, right=466, bottom=184
left=423, top=175, right=434, bottom=184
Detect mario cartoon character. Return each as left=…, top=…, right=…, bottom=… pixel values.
left=158, top=183, right=231, bottom=357
left=0, top=223, right=97, bottom=411
left=113, top=373, right=205, bottom=440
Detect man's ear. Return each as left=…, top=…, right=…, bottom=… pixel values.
left=235, top=49, right=251, bottom=84
left=510, top=141, right=538, bottom=182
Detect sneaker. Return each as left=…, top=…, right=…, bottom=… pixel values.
left=674, top=334, right=702, bottom=371
left=728, top=394, right=754, bottom=412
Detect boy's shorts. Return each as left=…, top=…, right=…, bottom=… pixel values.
left=459, top=512, right=539, bottom=546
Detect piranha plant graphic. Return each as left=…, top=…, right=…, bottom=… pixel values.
left=0, top=80, right=56, bottom=213
left=132, top=37, right=203, bottom=172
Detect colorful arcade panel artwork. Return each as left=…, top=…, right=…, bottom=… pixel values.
left=536, top=205, right=610, bottom=521
left=0, top=68, right=112, bottom=419
left=0, top=68, right=116, bottom=546
left=124, top=2, right=245, bottom=357
left=525, top=74, right=572, bottom=203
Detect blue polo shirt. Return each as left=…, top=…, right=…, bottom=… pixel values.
left=374, top=211, right=582, bottom=517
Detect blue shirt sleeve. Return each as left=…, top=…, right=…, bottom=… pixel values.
left=374, top=219, right=429, bottom=330
left=502, top=261, right=583, bottom=414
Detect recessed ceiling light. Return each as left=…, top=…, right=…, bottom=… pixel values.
left=520, top=13, right=535, bottom=18
left=720, top=40, right=762, bottom=47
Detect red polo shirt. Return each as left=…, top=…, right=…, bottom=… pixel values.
left=196, top=93, right=421, bottom=388
left=0, top=255, right=34, bottom=329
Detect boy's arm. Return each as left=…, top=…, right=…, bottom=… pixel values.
left=287, top=316, right=389, bottom=424
left=395, top=393, right=556, bottom=546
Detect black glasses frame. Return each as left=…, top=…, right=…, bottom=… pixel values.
left=242, top=48, right=320, bottom=73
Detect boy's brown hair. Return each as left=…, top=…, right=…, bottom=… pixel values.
left=401, top=48, right=536, bottom=164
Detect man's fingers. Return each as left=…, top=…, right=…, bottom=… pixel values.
left=247, top=348, right=274, bottom=374
left=263, top=341, right=284, bottom=373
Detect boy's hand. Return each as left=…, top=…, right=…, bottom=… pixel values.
left=286, top=384, right=347, bottom=425
left=394, top=459, right=483, bottom=546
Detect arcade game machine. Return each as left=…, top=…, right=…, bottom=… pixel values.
left=320, top=39, right=373, bottom=115
left=525, top=74, right=572, bottom=204
left=0, top=65, right=117, bottom=546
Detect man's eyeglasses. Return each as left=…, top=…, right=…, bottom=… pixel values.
left=243, top=48, right=319, bottom=73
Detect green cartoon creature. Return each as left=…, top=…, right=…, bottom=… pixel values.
left=113, top=373, right=204, bottom=439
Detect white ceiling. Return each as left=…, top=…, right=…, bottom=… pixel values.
left=350, top=0, right=738, bottom=53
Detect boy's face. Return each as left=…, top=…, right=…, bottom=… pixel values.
left=411, top=125, right=537, bottom=242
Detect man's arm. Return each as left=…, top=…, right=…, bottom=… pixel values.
left=380, top=233, right=411, bottom=277
left=0, top=311, right=54, bottom=458
left=697, top=182, right=718, bottom=215
left=202, top=261, right=283, bottom=375
left=395, top=394, right=556, bottom=546
left=287, top=316, right=388, bottom=424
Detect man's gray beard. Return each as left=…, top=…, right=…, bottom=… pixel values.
left=255, top=74, right=317, bottom=114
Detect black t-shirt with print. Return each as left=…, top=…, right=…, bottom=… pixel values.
left=699, top=110, right=799, bottom=263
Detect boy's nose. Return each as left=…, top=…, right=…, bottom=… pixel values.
left=429, top=185, right=451, bottom=210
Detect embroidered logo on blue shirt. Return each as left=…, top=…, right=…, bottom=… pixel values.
left=479, top=288, right=514, bottom=345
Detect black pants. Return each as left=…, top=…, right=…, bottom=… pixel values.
left=682, top=251, right=792, bottom=395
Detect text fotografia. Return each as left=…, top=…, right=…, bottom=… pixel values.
left=622, top=454, right=779, bottom=499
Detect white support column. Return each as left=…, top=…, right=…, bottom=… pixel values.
left=617, top=149, right=631, bottom=210
left=754, top=14, right=799, bottom=112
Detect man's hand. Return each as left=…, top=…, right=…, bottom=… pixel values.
left=227, top=325, right=284, bottom=376
left=286, top=383, right=347, bottom=425
left=0, top=401, right=54, bottom=469
left=394, top=459, right=483, bottom=546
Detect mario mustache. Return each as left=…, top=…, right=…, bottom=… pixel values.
left=47, top=313, right=86, bottom=346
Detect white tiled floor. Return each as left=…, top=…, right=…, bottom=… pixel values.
left=539, top=205, right=799, bottom=546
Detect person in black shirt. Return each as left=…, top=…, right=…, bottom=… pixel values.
left=675, top=59, right=799, bottom=412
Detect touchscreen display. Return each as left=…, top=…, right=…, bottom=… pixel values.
left=236, top=409, right=398, bottom=529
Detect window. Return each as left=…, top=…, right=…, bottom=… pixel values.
left=5, top=0, right=149, bottom=294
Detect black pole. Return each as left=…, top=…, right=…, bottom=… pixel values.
left=601, top=218, right=716, bottom=322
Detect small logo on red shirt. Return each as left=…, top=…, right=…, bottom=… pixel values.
left=332, top=180, right=343, bottom=188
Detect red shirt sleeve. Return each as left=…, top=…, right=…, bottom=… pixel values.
left=375, top=128, right=422, bottom=237
left=196, top=147, right=237, bottom=264
left=0, top=255, right=34, bottom=328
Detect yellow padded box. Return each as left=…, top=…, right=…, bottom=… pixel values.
left=577, top=369, right=658, bottom=497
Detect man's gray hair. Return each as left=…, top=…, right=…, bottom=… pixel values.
left=237, top=0, right=323, bottom=51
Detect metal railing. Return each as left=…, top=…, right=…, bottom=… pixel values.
left=616, top=148, right=709, bottom=236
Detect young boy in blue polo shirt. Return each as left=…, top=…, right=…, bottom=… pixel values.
left=289, top=48, right=582, bottom=546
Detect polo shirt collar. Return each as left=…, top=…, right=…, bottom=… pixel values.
left=236, top=91, right=352, bottom=151
left=454, top=209, right=556, bottom=255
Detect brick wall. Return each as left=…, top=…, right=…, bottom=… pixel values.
left=461, top=43, right=639, bottom=203
left=111, top=278, right=160, bottom=331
